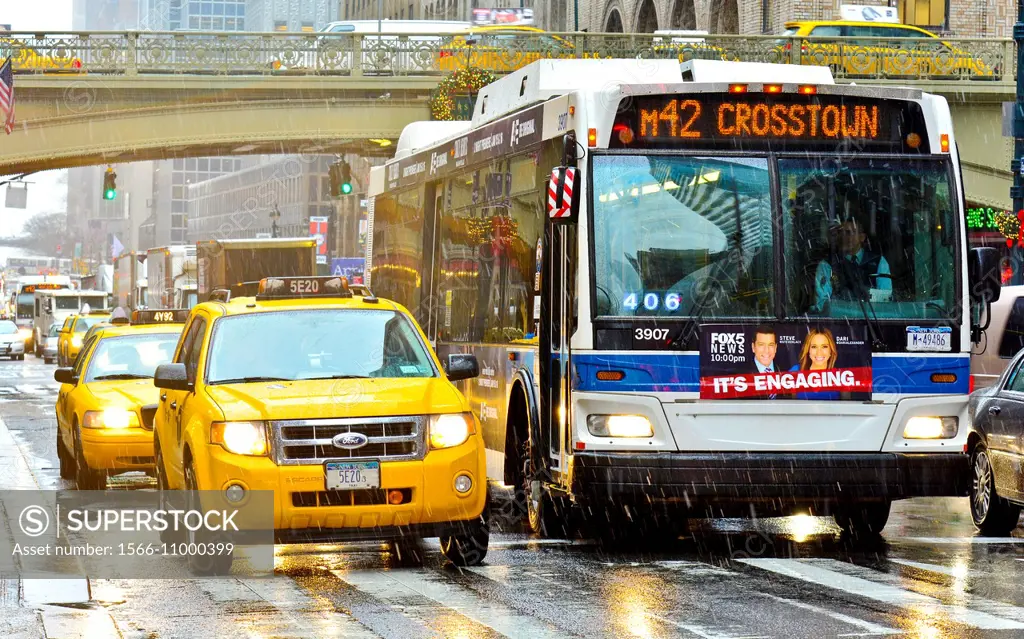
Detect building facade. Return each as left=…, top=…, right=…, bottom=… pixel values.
left=341, top=0, right=1015, bottom=36
left=247, top=0, right=338, bottom=31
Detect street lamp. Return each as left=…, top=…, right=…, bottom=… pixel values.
left=270, top=205, right=281, bottom=238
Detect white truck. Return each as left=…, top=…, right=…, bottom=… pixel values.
left=146, top=245, right=198, bottom=309
left=32, top=288, right=108, bottom=357
left=113, top=253, right=148, bottom=311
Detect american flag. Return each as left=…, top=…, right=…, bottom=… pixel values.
left=0, top=56, right=13, bottom=135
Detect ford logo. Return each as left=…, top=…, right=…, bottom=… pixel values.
left=332, top=432, right=368, bottom=450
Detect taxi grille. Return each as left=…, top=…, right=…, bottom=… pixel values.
left=270, top=416, right=424, bottom=465
left=290, top=488, right=412, bottom=508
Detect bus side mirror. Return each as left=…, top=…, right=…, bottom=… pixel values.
left=547, top=166, right=580, bottom=224
left=969, top=247, right=1001, bottom=305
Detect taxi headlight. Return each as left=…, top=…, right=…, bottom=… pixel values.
left=211, top=421, right=268, bottom=456
left=903, top=416, right=958, bottom=439
left=428, top=413, right=475, bottom=449
left=71, top=336, right=83, bottom=348
left=83, top=409, right=140, bottom=430
left=17, top=328, right=31, bottom=341
left=587, top=415, right=654, bottom=438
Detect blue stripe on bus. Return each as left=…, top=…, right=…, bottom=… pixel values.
left=572, top=352, right=970, bottom=395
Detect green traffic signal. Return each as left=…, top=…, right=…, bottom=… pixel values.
left=103, top=188, right=116, bottom=200
left=340, top=182, right=353, bottom=195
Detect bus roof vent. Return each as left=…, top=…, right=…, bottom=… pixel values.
left=394, top=121, right=473, bottom=160
left=679, top=60, right=834, bottom=84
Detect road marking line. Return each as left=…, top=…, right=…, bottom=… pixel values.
left=762, top=594, right=900, bottom=635
left=739, top=558, right=1024, bottom=630
left=336, top=569, right=567, bottom=638
left=889, top=558, right=971, bottom=577
left=895, top=537, right=1024, bottom=544
left=22, top=578, right=90, bottom=604
left=644, top=613, right=768, bottom=639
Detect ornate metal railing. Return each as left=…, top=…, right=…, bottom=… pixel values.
left=1, top=30, right=1014, bottom=82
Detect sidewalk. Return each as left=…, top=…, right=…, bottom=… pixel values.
left=0, top=415, right=121, bottom=639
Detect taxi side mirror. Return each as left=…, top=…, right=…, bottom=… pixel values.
left=154, top=363, right=192, bottom=392
left=54, top=368, right=77, bottom=385
left=445, top=354, right=480, bottom=382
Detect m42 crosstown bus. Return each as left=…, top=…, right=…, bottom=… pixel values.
left=366, top=59, right=1001, bottom=540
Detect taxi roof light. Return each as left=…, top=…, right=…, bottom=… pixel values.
left=255, top=276, right=373, bottom=301
left=130, top=309, right=190, bottom=325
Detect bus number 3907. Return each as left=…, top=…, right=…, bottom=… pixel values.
left=635, top=328, right=670, bottom=341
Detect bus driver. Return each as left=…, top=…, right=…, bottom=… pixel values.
left=812, top=216, right=891, bottom=313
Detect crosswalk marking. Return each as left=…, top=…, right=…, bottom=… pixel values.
left=739, top=558, right=1024, bottom=630
left=335, top=569, right=568, bottom=638
left=644, top=612, right=769, bottom=639
left=762, top=594, right=900, bottom=636
left=895, top=536, right=1024, bottom=544
left=889, top=558, right=971, bottom=578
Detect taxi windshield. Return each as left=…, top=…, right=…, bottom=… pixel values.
left=84, top=334, right=180, bottom=382
left=206, top=309, right=436, bottom=384
left=75, top=317, right=106, bottom=333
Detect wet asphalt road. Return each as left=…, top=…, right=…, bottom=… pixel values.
left=1, top=357, right=1024, bottom=638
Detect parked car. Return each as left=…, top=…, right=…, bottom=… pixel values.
left=967, top=350, right=1024, bottom=535
left=780, top=20, right=995, bottom=78
left=970, top=285, right=1024, bottom=390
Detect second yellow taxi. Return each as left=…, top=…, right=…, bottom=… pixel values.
left=55, top=309, right=188, bottom=490
left=153, top=276, right=488, bottom=574
left=57, top=309, right=112, bottom=367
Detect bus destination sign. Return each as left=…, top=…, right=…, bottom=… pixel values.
left=613, top=94, right=927, bottom=151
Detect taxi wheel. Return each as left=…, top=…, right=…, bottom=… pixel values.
left=833, top=501, right=891, bottom=540
left=155, top=441, right=184, bottom=544
left=184, top=460, right=234, bottom=576
left=15, top=354, right=23, bottom=361
left=440, top=509, right=490, bottom=567
left=56, top=427, right=74, bottom=480
left=73, top=424, right=106, bottom=490
left=970, top=442, right=1022, bottom=536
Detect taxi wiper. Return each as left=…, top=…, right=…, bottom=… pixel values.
left=299, top=374, right=370, bottom=380
left=211, top=376, right=292, bottom=385
left=92, top=373, right=149, bottom=380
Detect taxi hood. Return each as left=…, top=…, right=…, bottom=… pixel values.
left=204, top=377, right=468, bottom=421
left=87, top=380, right=161, bottom=409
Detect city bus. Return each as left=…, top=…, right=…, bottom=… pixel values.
left=13, top=275, right=73, bottom=352
left=366, top=59, right=1000, bottom=539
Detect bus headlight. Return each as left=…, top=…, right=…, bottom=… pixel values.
left=428, top=413, right=475, bottom=449
left=903, top=416, right=958, bottom=439
left=587, top=415, right=654, bottom=438
left=211, top=421, right=268, bottom=456
left=83, top=409, right=140, bottom=429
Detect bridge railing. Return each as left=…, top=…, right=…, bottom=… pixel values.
left=1, top=30, right=1014, bottom=82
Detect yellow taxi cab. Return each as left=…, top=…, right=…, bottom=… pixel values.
left=58, top=310, right=112, bottom=367
left=4, top=41, right=84, bottom=73
left=781, top=20, right=994, bottom=78
left=438, top=25, right=573, bottom=72
left=54, top=309, right=189, bottom=490
left=153, top=276, right=487, bottom=574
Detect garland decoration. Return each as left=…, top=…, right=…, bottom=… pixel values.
left=430, top=67, right=496, bottom=121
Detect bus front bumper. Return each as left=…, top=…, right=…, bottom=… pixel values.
left=571, top=451, right=968, bottom=508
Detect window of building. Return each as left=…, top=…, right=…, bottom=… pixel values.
left=274, top=20, right=288, bottom=30
left=301, top=22, right=314, bottom=32
left=899, top=0, right=946, bottom=29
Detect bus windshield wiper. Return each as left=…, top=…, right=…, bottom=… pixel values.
left=834, top=259, right=887, bottom=350
left=211, top=376, right=293, bottom=385
left=669, top=279, right=720, bottom=349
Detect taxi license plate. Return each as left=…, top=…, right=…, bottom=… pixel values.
left=906, top=326, right=952, bottom=352
left=325, top=461, right=380, bottom=491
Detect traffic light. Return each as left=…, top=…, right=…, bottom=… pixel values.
left=328, top=160, right=353, bottom=197
left=102, top=167, right=117, bottom=200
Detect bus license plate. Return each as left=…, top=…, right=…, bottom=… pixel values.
left=325, top=461, right=380, bottom=490
left=906, top=327, right=952, bottom=352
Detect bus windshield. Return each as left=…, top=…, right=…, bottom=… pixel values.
left=591, top=154, right=957, bottom=320
left=16, top=294, right=33, bottom=319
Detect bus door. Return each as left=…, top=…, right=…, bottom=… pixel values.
left=540, top=162, right=580, bottom=478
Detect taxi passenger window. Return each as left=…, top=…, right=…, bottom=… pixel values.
left=183, top=318, right=207, bottom=383
left=810, top=26, right=841, bottom=37
left=72, top=337, right=97, bottom=377
left=175, top=318, right=200, bottom=365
